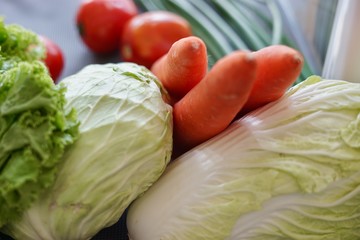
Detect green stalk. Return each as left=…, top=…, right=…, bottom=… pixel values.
left=234, top=0, right=273, bottom=27
left=189, top=1, right=248, bottom=50
left=211, top=0, right=267, bottom=50
left=165, top=0, right=233, bottom=54
left=266, top=0, right=283, bottom=45
left=133, top=0, right=160, bottom=11
left=231, top=1, right=272, bottom=45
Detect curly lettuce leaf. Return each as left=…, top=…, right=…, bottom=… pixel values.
left=0, top=20, right=78, bottom=228
left=0, top=18, right=45, bottom=69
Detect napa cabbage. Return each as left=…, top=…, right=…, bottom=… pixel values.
left=127, top=76, right=360, bottom=240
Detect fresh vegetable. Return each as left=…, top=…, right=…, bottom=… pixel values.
left=3, top=63, right=173, bottom=240
left=173, top=50, right=257, bottom=152
left=134, top=0, right=315, bottom=82
left=127, top=76, right=360, bottom=240
left=240, top=44, right=304, bottom=115
left=151, top=36, right=208, bottom=101
left=40, top=36, right=65, bottom=82
left=76, top=0, right=138, bottom=54
left=0, top=20, right=79, bottom=228
left=0, top=20, right=44, bottom=63
left=120, top=10, right=192, bottom=68
left=134, top=0, right=234, bottom=67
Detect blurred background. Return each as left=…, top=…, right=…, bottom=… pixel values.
left=0, top=0, right=347, bottom=239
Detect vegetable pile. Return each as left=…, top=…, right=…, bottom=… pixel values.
left=127, top=76, right=360, bottom=240
left=153, top=36, right=304, bottom=155
left=75, top=0, right=313, bottom=84
left=134, top=0, right=314, bottom=83
left=75, top=0, right=193, bottom=69
left=1, top=1, right=360, bottom=240
left=3, top=63, right=173, bottom=240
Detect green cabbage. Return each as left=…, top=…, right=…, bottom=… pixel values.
left=3, top=63, right=173, bottom=240
left=127, top=76, right=360, bottom=240
left=0, top=20, right=78, bottom=228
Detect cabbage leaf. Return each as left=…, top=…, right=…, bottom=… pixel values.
left=4, top=63, right=173, bottom=240
left=127, top=76, right=360, bottom=240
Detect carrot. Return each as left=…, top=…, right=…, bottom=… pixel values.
left=151, top=36, right=208, bottom=102
left=239, top=44, right=304, bottom=115
left=173, top=50, right=258, bottom=153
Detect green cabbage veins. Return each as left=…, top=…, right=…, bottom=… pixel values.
left=4, top=63, right=173, bottom=240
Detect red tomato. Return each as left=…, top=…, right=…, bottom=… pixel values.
left=120, top=11, right=192, bottom=68
left=40, top=36, right=64, bottom=82
left=76, top=0, right=138, bottom=54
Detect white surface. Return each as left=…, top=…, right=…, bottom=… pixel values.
left=323, top=0, right=360, bottom=83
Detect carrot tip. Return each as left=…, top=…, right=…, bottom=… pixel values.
left=292, top=54, right=304, bottom=66
left=245, top=52, right=256, bottom=64
left=190, top=41, right=201, bottom=51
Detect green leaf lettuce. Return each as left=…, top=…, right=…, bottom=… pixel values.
left=0, top=19, right=79, bottom=227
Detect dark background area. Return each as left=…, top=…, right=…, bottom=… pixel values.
left=1, top=0, right=129, bottom=239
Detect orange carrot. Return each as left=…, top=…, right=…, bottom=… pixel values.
left=173, top=50, right=258, bottom=153
left=151, top=36, right=208, bottom=102
left=239, top=44, right=304, bottom=115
